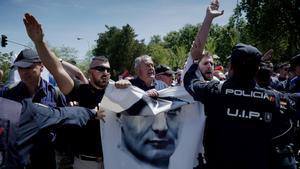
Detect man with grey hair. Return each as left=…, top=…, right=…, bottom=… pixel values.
left=130, top=55, right=168, bottom=96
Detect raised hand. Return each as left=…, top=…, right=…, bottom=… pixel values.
left=23, top=13, right=44, bottom=43
left=207, top=0, right=224, bottom=19
left=147, top=89, right=159, bottom=97
left=95, top=105, right=106, bottom=122
left=115, top=79, right=131, bottom=89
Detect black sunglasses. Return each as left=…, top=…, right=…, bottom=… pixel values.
left=92, top=66, right=111, bottom=73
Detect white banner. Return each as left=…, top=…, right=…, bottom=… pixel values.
left=100, top=84, right=206, bottom=169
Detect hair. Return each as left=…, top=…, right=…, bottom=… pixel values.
left=134, top=55, right=153, bottom=70
left=199, top=50, right=213, bottom=62
left=89, top=56, right=109, bottom=69
left=92, top=56, right=109, bottom=62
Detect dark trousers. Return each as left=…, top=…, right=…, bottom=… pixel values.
left=28, top=131, right=56, bottom=169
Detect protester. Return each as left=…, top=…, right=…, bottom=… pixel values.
left=0, top=48, right=67, bottom=169
left=0, top=96, right=105, bottom=169
left=23, top=13, right=129, bottom=169
left=155, top=64, right=175, bottom=87
left=213, top=70, right=226, bottom=81
left=130, top=55, right=168, bottom=96
left=181, top=0, right=223, bottom=84
left=175, top=69, right=182, bottom=86
left=286, top=54, right=300, bottom=165
left=256, top=61, right=274, bottom=89
left=277, top=63, right=290, bottom=82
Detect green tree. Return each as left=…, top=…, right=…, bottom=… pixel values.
left=163, top=24, right=198, bottom=53
left=51, top=46, right=79, bottom=63
left=169, top=46, right=187, bottom=70
left=93, top=24, right=147, bottom=79
left=233, top=0, right=300, bottom=63
left=213, top=26, right=239, bottom=65
left=149, top=35, right=163, bottom=46
left=0, top=52, right=13, bottom=83
left=147, top=43, right=171, bottom=66
left=162, top=24, right=198, bottom=69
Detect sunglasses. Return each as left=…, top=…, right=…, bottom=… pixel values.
left=92, top=66, right=111, bottom=73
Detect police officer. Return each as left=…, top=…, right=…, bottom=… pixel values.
left=0, top=96, right=103, bottom=169
left=184, top=43, right=298, bottom=169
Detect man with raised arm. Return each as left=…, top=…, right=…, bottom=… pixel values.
left=181, top=0, right=223, bottom=84
left=181, top=1, right=223, bottom=168
left=23, top=13, right=129, bottom=169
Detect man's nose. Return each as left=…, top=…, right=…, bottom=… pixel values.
left=152, top=112, right=168, bottom=136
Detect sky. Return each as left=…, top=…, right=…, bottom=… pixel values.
left=0, top=0, right=237, bottom=59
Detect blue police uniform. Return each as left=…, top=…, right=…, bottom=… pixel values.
left=0, top=97, right=96, bottom=169
left=185, top=63, right=298, bottom=169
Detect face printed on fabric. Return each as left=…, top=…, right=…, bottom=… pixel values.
left=138, top=58, right=155, bottom=82
left=89, top=61, right=111, bottom=89
left=199, top=56, right=214, bottom=80
left=18, top=63, right=43, bottom=85
left=120, top=108, right=181, bottom=167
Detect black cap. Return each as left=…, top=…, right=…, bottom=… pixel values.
left=155, top=64, right=175, bottom=75
left=13, top=49, right=41, bottom=68
left=290, top=54, right=300, bottom=69
left=230, top=43, right=262, bottom=67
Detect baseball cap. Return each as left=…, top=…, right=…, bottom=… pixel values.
left=155, top=64, right=175, bottom=75
left=230, top=43, right=262, bottom=68
left=13, top=49, right=41, bottom=68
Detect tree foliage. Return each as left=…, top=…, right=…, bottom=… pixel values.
left=163, top=24, right=198, bottom=53
left=0, top=52, right=13, bottom=82
left=232, top=0, right=300, bottom=63
left=93, top=24, right=146, bottom=79
left=51, top=46, right=79, bottom=63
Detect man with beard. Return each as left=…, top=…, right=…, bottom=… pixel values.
left=0, top=48, right=67, bottom=169
left=198, top=52, right=218, bottom=81
left=23, top=13, right=129, bottom=169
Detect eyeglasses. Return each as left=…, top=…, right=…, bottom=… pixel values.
left=92, top=66, right=111, bottom=73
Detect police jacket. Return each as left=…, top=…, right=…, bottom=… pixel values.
left=184, top=64, right=297, bottom=169
left=0, top=97, right=96, bottom=169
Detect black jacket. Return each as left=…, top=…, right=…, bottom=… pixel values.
left=184, top=64, right=297, bottom=169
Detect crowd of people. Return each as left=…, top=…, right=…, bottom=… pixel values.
left=0, top=0, right=300, bottom=169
